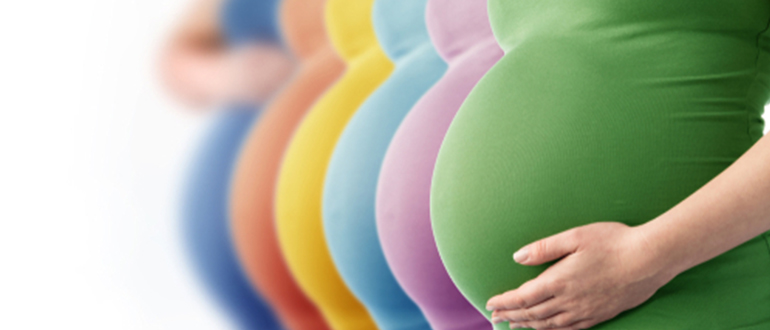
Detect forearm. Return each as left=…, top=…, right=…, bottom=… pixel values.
left=638, top=133, right=770, bottom=279
left=161, top=44, right=227, bottom=108
left=160, top=0, right=227, bottom=108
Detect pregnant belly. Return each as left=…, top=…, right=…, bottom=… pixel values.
left=430, top=47, right=770, bottom=328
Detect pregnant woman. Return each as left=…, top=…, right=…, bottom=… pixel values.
left=321, top=0, right=444, bottom=329
left=162, top=0, right=293, bottom=328
left=229, top=0, right=343, bottom=329
left=274, top=0, right=392, bottom=329
left=375, top=0, right=501, bottom=329
left=431, top=1, right=770, bottom=329
left=231, top=0, right=345, bottom=330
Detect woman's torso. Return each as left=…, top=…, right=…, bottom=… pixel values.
left=273, top=0, right=392, bottom=329
left=228, top=0, right=343, bottom=329
left=181, top=0, right=286, bottom=329
left=375, top=0, right=501, bottom=329
left=431, top=1, right=770, bottom=329
left=321, top=0, right=445, bottom=329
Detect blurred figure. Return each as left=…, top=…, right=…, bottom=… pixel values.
left=161, top=0, right=293, bottom=109
left=159, top=0, right=294, bottom=329
left=321, top=0, right=444, bottom=328
left=229, top=0, right=343, bottom=329
left=274, top=0, right=391, bottom=329
left=376, top=0, right=501, bottom=328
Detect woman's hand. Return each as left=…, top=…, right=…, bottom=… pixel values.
left=487, top=133, right=770, bottom=330
left=486, top=222, right=678, bottom=330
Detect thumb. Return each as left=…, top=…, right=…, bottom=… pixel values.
left=513, top=229, right=580, bottom=265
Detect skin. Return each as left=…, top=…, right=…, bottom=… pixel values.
left=159, top=0, right=294, bottom=109
left=486, top=132, right=770, bottom=329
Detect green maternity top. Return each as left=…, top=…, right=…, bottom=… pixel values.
left=431, top=1, right=770, bottom=329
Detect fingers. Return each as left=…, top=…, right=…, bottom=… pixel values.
left=487, top=278, right=559, bottom=311
left=514, top=228, right=581, bottom=265
left=506, top=313, right=586, bottom=330
left=521, top=318, right=596, bottom=330
left=491, top=297, right=562, bottom=324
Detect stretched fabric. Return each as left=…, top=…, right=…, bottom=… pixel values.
left=229, top=0, right=343, bottom=329
left=274, top=0, right=393, bottom=329
left=181, top=1, right=287, bottom=329
left=321, top=0, right=444, bottom=329
left=431, top=1, right=770, bottom=329
left=375, top=0, right=501, bottom=329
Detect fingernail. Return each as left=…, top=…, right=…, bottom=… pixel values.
left=486, top=304, right=494, bottom=311
left=513, top=247, right=529, bottom=263
left=491, top=317, right=503, bottom=324
left=510, top=323, right=523, bottom=329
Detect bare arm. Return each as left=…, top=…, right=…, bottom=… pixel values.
left=159, top=0, right=228, bottom=108
left=159, top=0, right=295, bottom=109
left=640, top=132, right=770, bottom=279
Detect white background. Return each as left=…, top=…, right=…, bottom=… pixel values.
left=0, top=0, right=231, bottom=329
left=0, top=1, right=768, bottom=329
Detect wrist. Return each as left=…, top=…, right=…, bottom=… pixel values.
left=633, top=219, right=689, bottom=285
